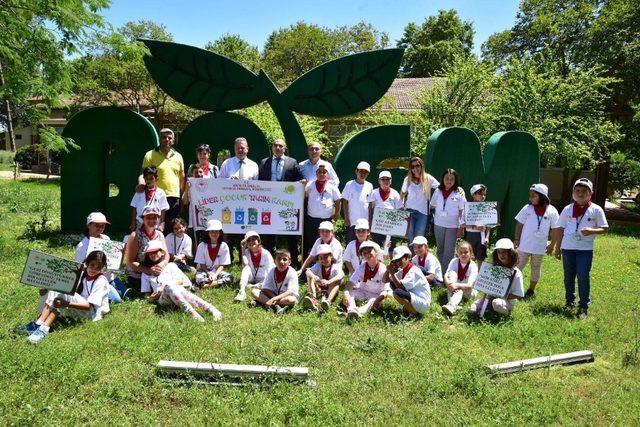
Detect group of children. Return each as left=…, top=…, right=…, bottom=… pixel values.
left=14, top=174, right=607, bottom=343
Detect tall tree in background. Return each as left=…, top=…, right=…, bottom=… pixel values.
left=204, top=34, right=261, bottom=72
left=0, top=0, right=109, bottom=151
left=71, top=20, right=173, bottom=127
left=396, top=9, right=474, bottom=77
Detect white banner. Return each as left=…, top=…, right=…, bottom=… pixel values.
left=464, top=201, right=500, bottom=227
left=189, top=178, right=304, bottom=235
left=473, top=261, right=515, bottom=298
left=21, top=250, right=83, bottom=294
left=370, top=207, right=410, bottom=237
left=87, top=237, right=124, bottom=270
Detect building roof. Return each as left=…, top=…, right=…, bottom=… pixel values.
left=382, top=77, right=442, bottom=111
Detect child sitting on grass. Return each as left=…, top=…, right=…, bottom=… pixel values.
left=165, top=218, right=195, bottom=275
left=303, top=244, right=344, bottom=312
left=142, top=241, right=221, bottom=322
left=16, top=250, right=110, bottom=344
left=385, top=246, right=431, bottom=317
left=251, top=249, right=299, bottom=314
left=235, top=231, right=274, bottom=302
left=194, top=219, right=233, bottom=289
left=298, top=220, right=344, bottom=274
left=410, top=236, right=443, bottom=287
left=464, top=184, right=491, bottom=261
left=441, top=240, right=478, bottom=316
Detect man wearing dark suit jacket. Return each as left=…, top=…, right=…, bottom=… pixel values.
left=258, top=138, right=304, bottom=265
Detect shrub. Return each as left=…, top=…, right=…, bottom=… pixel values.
left=610, top=151, right=640, bottom=194
left=13, top=145, right=46, bottom=168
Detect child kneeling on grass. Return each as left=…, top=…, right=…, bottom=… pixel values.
left=342, top=241, right=391, bottom=320
left=251, top=249, right=299, bottom=314
left=469, top=238, right=525, bottom=316
left=235, top=231, right=274, bottom=302
left=16, top=250, right=110, bottom=344
left=385, top=246, right=431, bottom=317
left=194, top=219, right=233, bottom=289
left=442, top=240, right=478, bottom=316
left=303, top=244, right=344, bottom=312
left=142, top=241, right=221, bottom=322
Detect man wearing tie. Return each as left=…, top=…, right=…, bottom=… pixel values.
left=258, top=138, right=304, bottom=265
left=219, top=137, right=259, bottom=263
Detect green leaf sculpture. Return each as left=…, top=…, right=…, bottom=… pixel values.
left=281, top=49, right=404, bottom=117
left=141, top=39, right=265, bottom=111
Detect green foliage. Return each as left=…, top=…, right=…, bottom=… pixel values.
left=204, top=34, right=261, bottom=73
left=0, top=150, right=14, bottom=165
left=397, top=9, right=474, bottom=77
left=610, top=152, right=640, bottom=193
left=13, top=145, right=45, bottom=168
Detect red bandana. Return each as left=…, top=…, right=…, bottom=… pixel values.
left=139, top=226, right=156, bottom=241
left=441, top=188, right=454, bottom=200
left=321, top=265, right=332, bottom=280
left=202, top=162, right=210, bottom=176
left=207, top=243, right=221, bottom=263
left=457, top=260, right=470, bottom=282
left=379, top=188, right=391, bottom=201
left=401, top=262, right=415, bottom=277
left=145, top=186, right=156, bottom=202
left=572, top=201, right=592, bottom=218
left=533, top=204, right=547, bottom=217
left=315, top=180, right=327, bottom=194
left=250, top=248, right=262, bottom=269
left=275, top=268, right=288, bottom=283
left=77, top=272, right=101, bottom=294
left=355, top=240, right=362, bottom=254
left=364, top=261, right=380, bottom=282
left=417, top=255, right=426, bottom=267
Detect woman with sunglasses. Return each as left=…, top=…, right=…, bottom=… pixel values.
left=401, top=157, right=439, bottom=247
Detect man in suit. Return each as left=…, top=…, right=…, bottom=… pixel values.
left=259, top=138, right=304, bottom=265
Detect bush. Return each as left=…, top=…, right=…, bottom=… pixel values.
left=12, top=144, right=46, bottom=168
left=0, top=150, right=15, bottom=165
left=610, top=151, right=640, bottom=194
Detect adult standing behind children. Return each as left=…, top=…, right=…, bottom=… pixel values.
left=137, top=128, right=185, bottom=234
left=401, top=157, right=439, bottom=246
left=298, top=141, right=339, bottom=186
left=258, top=138, right=303, bottom=263
left=341, top=161, right=373, bottom=243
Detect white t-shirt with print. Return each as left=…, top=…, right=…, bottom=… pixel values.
left=557, top=203, right=608, bottom=251
left=262, top=266, right=300, bottom=298
left=515, top=204, right=560, bottom=254
left=342, top=179, right=373, bottom=224
left=412, top=252, right=443, bottom=282
left=367, top=188, right=403, bottom=210
left=165, top=232, right=193, bottom=258
left=194, top=241, right=231, bottom=270
left=431, top=188, right=466, bottom=228
left=394, top=264, right=431, bottom=309
left=310, top=237, right=344, bottom=265
left=130, top=187, right=170, bottom=226
left=349, top=261, right=390, bottom=295
left=141, top=262, right=190, bottom=293
left=308, top=262, right=343, bottom=281
left=75, top=235, right=115, bottom=282
left=445, top=257, right=478, bottom=285
left=243, top=248, right=275, bottom=282
left=401, top=174, right=439, bottom=215
left=306, top=180, right=342, bottom=219
left=343, top=240, right=383, bottom=270
left=77, top=274, right=110, bottom=320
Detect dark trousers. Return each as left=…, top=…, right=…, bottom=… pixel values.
left=562, top=249, right=594, bottom=310
left=262, top=235, right=301, bottom=266
left=164, top=196, right=181, bottom=235
left=345, top=225, right=356, bottom=244
left=304, top=215, right=330, bottom=259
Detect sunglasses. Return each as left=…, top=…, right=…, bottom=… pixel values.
left=309, top=147, right=321, bottom=151
left=357, top=169, right=369, bottom=174
left=411, top=164, right=421, bottom=169
left=380, top=177, right=391, bottom=181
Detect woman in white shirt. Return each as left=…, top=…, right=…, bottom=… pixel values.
left=431, top=169, right=466, bottom=269
left=401, top=157, right=439, bottom=248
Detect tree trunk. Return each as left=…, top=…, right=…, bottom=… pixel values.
left=0, top=60, right=17, bottom=152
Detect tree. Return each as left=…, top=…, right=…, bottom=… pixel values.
left=71, top=20, right=174, bottom=126
left=204, top=34, right=261, bottom=72
left=396, top=9, right=474, bottom=77
left=0, top=0, right=109, bottom=152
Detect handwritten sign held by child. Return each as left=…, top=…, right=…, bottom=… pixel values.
left=473, top=261, right=514, bottom=298
left=371, top=207, right=410, bottom=238
left=87, top=237, right=124, bottom=270
left=20, top=250, right=82, bottom=294
left=464, top=201, right=499, bottom=227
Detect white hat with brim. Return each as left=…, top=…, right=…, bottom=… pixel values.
left=573, top=178, right=593, bottom=192
left=354, top=218, right=369, bottom=230
left=318, top=221, right=334, bottom=231
left=529, top=183, right=549, bottom=198
left=140, top=206, right=161, bottom=218
left=159, top=128, right=174, bottom=136
left=358, top=240, right=378, bottom=254
left=244, top=230, right=260, bottom=241
left=144, top=240, right=164, bottom=254
left=391, top=246, right=412, bottom=261
left=205, top=219, right=223, bottom=231
left=315, top=244, right=332, bottom=256
left=411, top=236, right=429, bottom=247
left=356, top=161, right=370, bottom=172
left=470, top=184, right=486, bottom=195
left=494, top=238, right=515, bottom=250
left=86, top=212, right=110, bottom=226
left=379, top=171, right=392, bottom=179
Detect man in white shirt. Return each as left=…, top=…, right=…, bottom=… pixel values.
left=219, top=137, right=259, bottom=180
left=341, top=161, right=373, bottom=243
left=298, top=141, right=339, bottom=186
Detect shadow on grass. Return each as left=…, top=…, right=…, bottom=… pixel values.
left=462, top=309, right=513, bottom=325
left=17, top=227, right=71, bottom=249
left=608, top=225, right=640, bottom=238
left=530, top=302, right=576, bottom=319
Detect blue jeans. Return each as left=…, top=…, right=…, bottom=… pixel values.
left=562, top=249, right=593, bottom=310
left=108, top=278, right=127, bottom=304
left=407, top=209, right=428, bottom=246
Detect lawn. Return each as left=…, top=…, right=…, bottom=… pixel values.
left=0, top=179, right=638, bottom=425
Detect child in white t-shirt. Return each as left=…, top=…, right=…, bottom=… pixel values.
left=342, top=241, right=391, bottom=320
left=17, top=250, right=110, bottom=344
left=298, top=220, right=343, bottom=274
left=514, top=183, right=560, bottom=298
left=464, top=184, right=491, bottom=261
left=431, top=168, right=466, bottom=269
left=165, top=218, right=195, bottom=275
left=194, top=219, right=233, bottom=288
left=341, top=161, right=373, bottom=243
left=368, top=170, right=403, bottom=252
left=385, top=246, right=431, bottom=316
left=470, top=239, right=525, bottom=316
left=303, top=244, right=344, bottom=312
left=130, top=166, right=170, bottom=232
left=410, top=236, right=443, bottom=286
left=142, top=241, right=221, bottom=322
left=252, top=249, right=299, bottom=314
left=234, top=231, right=275, bottom=302
left=441, top=240, right=478, bottom=316
left=553, top=178, right=608, bottom=319
left=343, top=218, right=384, bottom=274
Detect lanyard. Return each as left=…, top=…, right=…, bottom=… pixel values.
left=274, top=270, right=287, bottom=294
left=575, top=212, right=587, bottom=233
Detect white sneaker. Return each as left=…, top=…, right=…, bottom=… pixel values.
left=234, top=288, right=246, bottom=302
left=347, top=308, right=362, bottom=321
left=302, top=296, right=318, bottom=311
left=320, top=297, right=330, bottom=312
left=441, top=304, right=456, bottom=316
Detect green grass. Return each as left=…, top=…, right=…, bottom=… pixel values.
left=0, top=178, right=639, bottom=425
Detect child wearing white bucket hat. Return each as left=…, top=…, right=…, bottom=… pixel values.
left=410, top=236, right=443, bottom=286
left=234, top=231, right=274, bottom=302
left=343, top=218, right=383, bottom=274
left=385, top=246, right=431, bottom=316
left=513, top=183, right=560, bottom=298
left=298, top=220, right=344, bottom=275
left=303, top=243, right=344, bottom=312
left=194, top=219, right=233, bottom=288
